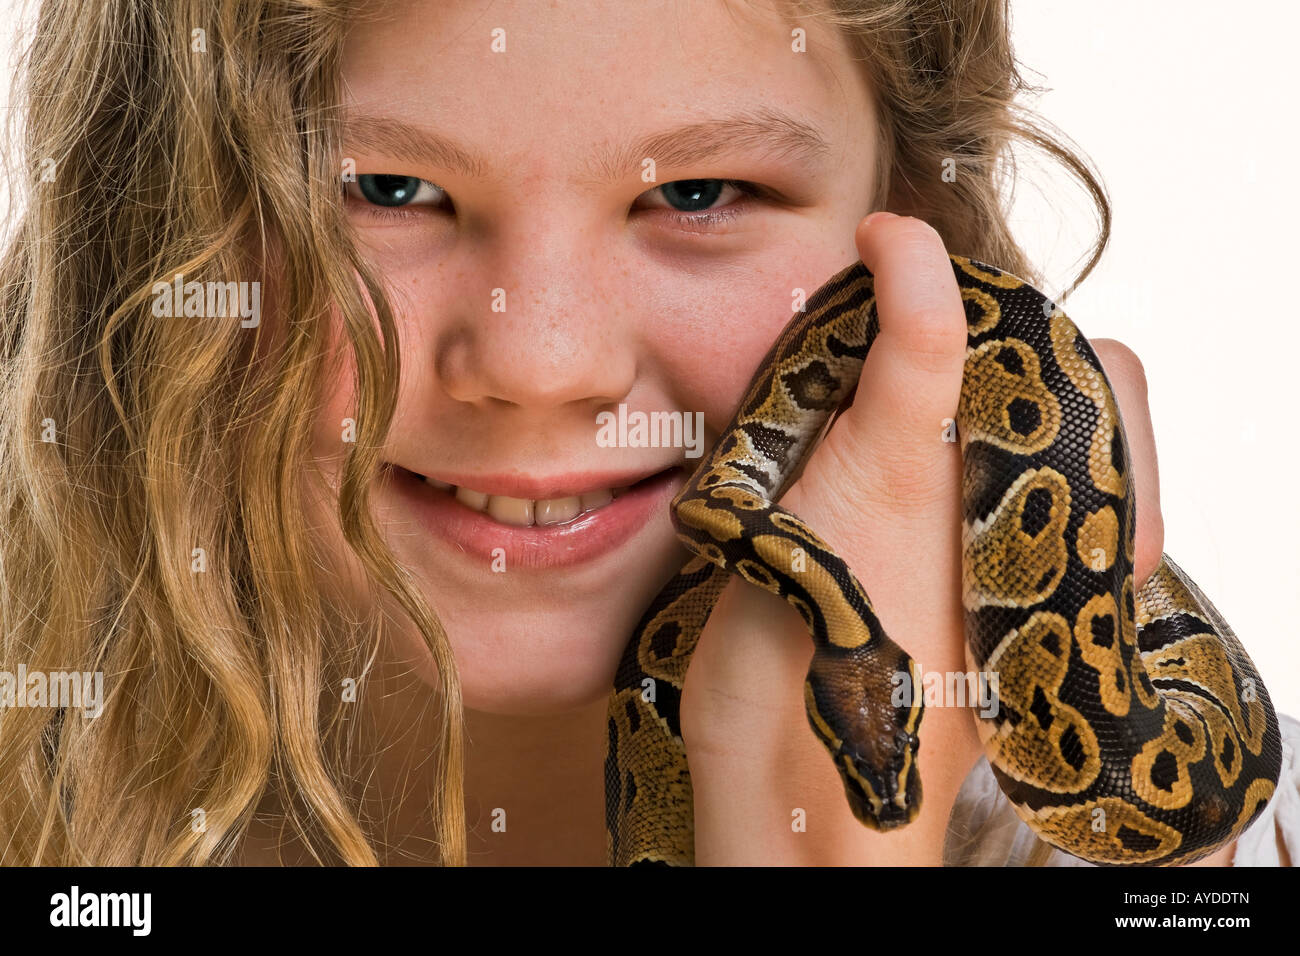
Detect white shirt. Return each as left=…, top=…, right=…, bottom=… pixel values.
left=943, top=712, right=1300, bottom=866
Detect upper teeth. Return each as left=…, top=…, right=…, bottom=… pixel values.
left=422, top=476, right=629, bottom=527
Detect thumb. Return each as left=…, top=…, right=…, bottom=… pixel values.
left=809, top=212, right=968, bottom=513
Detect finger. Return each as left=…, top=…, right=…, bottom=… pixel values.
left=854, top=211, right=967, bottom=401
left=1091, top=338, right=1165, bottom=587
left=818, top=212, right=967, bottom=509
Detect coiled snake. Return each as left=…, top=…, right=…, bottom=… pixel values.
left=604, top=254, right=1283, bottom=866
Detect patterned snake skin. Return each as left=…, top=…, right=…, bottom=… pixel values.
left=604, top=254, right=1283, bottom=866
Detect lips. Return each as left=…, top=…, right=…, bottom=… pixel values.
left=384, top=463, right=687, bottom=569
left=409, top=467, right=658, bottom=501
left=407, top=472, right=641, bottom=528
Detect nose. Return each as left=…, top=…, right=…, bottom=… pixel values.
left=436, top=242, right=637, bottom=412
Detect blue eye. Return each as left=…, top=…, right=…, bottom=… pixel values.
left=345, top=174, right=444, bottom=209
left=342, top=173, right=765, bottom=233
left=658, top=179, right=728, bottom=212
left=638, top=178, right=764, bottom=233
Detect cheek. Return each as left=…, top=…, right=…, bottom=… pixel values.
left=310, top=261, right=427, bottom=464
left=298, top=305, right=366, bottom=595
left=661, top=270, right=834, bottom=425
left=311, top=307, right=360, bottom=463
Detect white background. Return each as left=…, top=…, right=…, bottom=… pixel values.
left=1, top=1, right=1295, bottom=715
left=1005, top=2, right=1300, bottom=718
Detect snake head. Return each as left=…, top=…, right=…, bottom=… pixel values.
left=803, top=648, right=924, bottom=830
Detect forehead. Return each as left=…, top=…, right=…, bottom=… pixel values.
left=340, top=0, right=870, bottom=174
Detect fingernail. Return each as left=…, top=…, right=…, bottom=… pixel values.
left=861, top=210, right=895, bottom=230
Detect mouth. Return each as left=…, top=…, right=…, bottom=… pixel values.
left=402, top=470, right=649, bottom=527
left=384, top=463, right=688, bottom=569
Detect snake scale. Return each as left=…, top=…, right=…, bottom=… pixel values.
left=604, top=253, right=1283, bottom=866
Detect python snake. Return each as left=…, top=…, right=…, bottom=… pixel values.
left=604, top=253, right=1283, bottom=866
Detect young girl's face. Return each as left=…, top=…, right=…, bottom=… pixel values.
left=314, top=0, right=879, bottom=714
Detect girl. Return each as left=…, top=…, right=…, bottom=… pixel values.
left=0, top=0, right=1294, bottom=866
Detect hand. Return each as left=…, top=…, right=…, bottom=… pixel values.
left=679, top=211, right=1179, bottom=865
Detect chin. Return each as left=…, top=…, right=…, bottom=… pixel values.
left=453, top=623, right=630, bottom=716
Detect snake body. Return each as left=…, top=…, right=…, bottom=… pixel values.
left=604, top=254, right=1283, bottom=866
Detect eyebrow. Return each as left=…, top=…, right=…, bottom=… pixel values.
left=342, top=107, right=831, bottom=184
